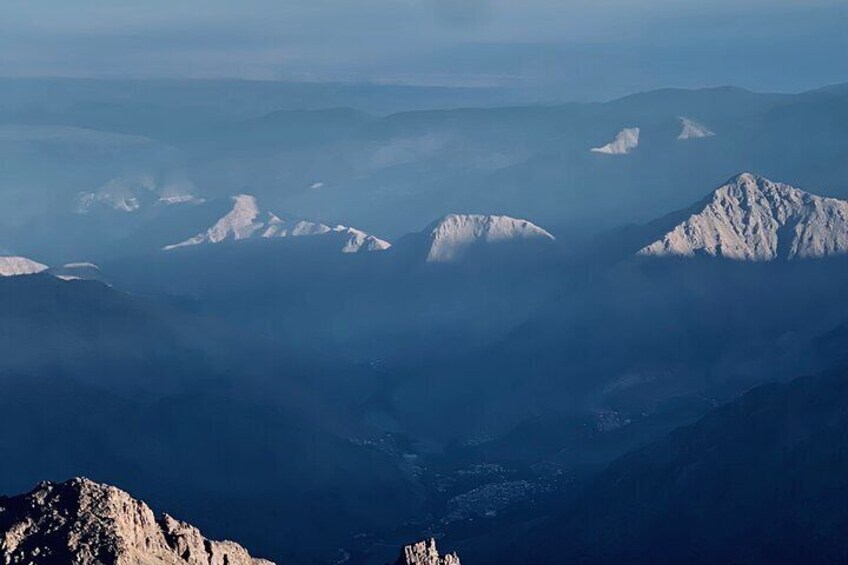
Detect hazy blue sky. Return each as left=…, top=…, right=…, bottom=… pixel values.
left=1, top=0, right=846, bottom=98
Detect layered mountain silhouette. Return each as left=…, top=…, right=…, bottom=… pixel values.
left=4, top=82, right=848, bottom=261
left=3, top=74, right=848, bottom=565
left=0, top=273, right=202, bottom=377
left=516, top=365, right=848, bottom=565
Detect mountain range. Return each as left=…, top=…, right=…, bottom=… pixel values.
left=1, top=77, right=847, bottom=565
left=3, top=82, right=848, bottom=261
left=0, top=172, right=845, bottom=565
left=163, top=194, right=391, bottom=253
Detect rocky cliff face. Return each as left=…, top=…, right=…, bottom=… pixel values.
left=0, top=478, right=273, bottom=565
left=395, top=539, right=460, bottom=565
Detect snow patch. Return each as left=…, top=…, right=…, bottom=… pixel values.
left=677, top=117, right=715, bottom=140
left=158, top=194, right=204, bottom=206
left=48, top=262, right=105, bottom=282
left=62, top=262, right=100, bottom=270
left=591, top=127, right=640, bottom=155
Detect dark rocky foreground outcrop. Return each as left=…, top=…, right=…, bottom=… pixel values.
left=0, top=478, right=274, bottom=564
left=0, top=478, right=463, bottom=565
left=395, top=538, right=460, bottom=565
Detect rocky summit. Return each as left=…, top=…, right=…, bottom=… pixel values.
left=395, top=539, right=460, bottom=565
left=639, top=173, right=848, bottom=261
left=423, top=213, right=555, bottom=263
left=0, top=478, right=273, bottom=565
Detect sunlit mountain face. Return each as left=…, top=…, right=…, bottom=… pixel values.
left=0, top=2, right=846, bottom=564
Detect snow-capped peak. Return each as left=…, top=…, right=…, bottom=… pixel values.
left=75, top=174, right=201, bottom=214
left=0, top=256, right=49, bottom=277
left=163, top=194, right=390, bottom=253
left=591, top=127, right=640, bottom=155
left=165, top=194, right=264, bottom=250
left=339, top=227, right=392, bottom=253
left=638, top=173, right=848, bottom=261
left=424, top=214, right=555, bottom=263
left=677, top=116, right=715, bottom=140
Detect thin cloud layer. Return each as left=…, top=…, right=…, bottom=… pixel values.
left=0, top=0, right=845, bottom=97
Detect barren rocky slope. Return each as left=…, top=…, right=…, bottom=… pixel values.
left=0, top=478, right=273, bottom=565
left=395, top=539, right=460, bottom=565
